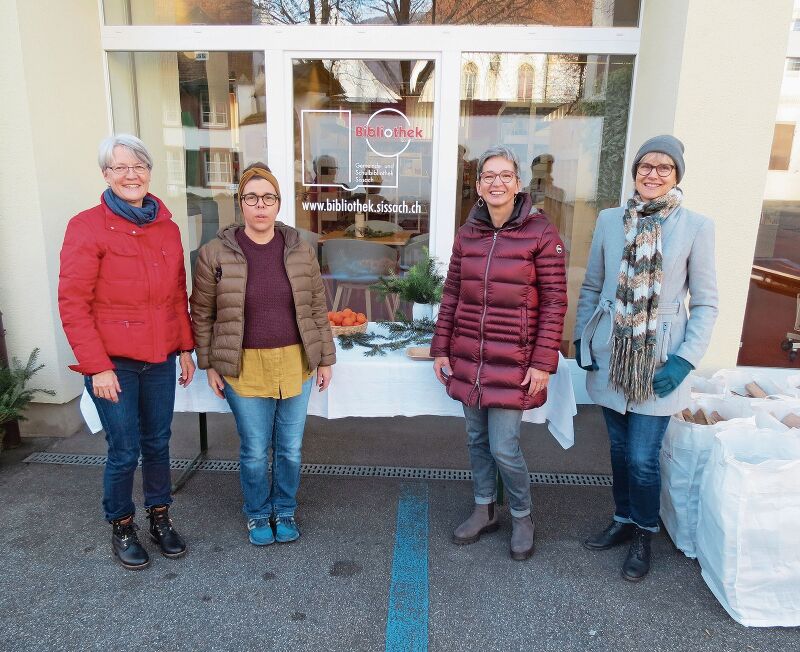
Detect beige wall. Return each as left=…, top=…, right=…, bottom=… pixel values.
left=629, top=0, right=794, bottom=372
left=0, top=0, right=108, bottom=408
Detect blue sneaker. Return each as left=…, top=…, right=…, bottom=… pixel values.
left=274, top=515, right=300, bottom=543
left=247, top=517, right=274, bottom=546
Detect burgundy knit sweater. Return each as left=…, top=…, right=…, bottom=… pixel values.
left=236, top=229, right=302, bottom=349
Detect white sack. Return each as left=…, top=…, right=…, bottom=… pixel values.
left=659, top=396, right=754, bottom=558
left=696, top=427, right=800, bottom=627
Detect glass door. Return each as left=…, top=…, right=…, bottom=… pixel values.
left=288, top=55, right=438, bottom=319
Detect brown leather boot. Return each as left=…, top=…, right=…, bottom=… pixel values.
left=452, top=502, right=499, bottom=545
left=510, top=514, right=535, bottom=560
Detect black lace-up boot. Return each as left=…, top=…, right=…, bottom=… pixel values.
left=111, top=515, right=150, bottom=570
left=621, top=527, right=652, bottom=582
left=147, top=505, right=187, bottom=559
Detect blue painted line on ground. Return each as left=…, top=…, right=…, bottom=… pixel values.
left=385, top=482, right=429, bottom=652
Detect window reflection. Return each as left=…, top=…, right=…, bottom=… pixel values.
left=108, top=51, right=267, bottom=282
left=104, top=0, right=640, bottom=26
left=739, top=36, right=800, bottom=366
left=293, top=58, right=434, bottom=320
left=457, top=52, right=634, bottom=356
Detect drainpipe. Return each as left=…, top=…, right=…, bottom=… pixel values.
left=0, top=310, right=21, bottom=448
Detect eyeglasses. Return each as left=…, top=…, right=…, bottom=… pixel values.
left=479, top=171, right=518, bottom=185
left=636, top=162, right=675, bottom=178
left=242, top=193, right=280, bottom=207
left=107, top=164, right=150, bottom=176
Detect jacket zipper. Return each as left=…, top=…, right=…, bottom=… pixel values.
left=475, top=230, right=500, bottom=408
left=100, top=319, right=144, bottom=327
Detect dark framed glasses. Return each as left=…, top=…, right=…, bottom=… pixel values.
left=636, top=162, right=675, bottom=178
left=242, top=193, right=280, bottom=207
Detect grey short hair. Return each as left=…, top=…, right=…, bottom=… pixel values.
left=98, top=134, right=153, bottom=171
left=477, top=145, right=520, bottom=176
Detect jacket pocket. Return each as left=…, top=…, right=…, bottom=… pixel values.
left=657, top=320, right=672, bottom=363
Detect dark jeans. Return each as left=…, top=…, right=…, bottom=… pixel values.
left=86, top=354, right=176, bottom=521
left=602, top=407, right=670, bottom=532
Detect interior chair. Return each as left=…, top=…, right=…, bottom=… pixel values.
left=400, top=233, right=429, bottom=270
left=344, top=220, right=402, bottom=234
left=323, top=239, right=398, bottom=320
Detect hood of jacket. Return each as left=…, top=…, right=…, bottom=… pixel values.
left=466, top=191, right=537, bottom=231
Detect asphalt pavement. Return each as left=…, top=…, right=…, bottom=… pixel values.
left=0, top=408, right=797, bottom=651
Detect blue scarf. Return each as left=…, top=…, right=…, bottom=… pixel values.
left=103, top=188, right=159, bottom=226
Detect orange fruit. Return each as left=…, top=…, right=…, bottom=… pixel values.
left=332, top=315, right=344, bottom=325
left=327, top=311, right=335, bottom=321
left=356, top=313, right=367, bottom=323
left=342, top=308, right=354, bottom=316
left=342, top=317, right=355, bottom=326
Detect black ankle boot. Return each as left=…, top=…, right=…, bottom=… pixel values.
left=111, top=515, right=150, bottom=570
left=621, top=527, right=652, bottom=582
left=583, top=521, right=635, bottom=551
left=147, top=505, right=187, bottom=559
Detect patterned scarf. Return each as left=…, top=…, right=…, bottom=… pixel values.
left=608, top=187, right=683, bottom=403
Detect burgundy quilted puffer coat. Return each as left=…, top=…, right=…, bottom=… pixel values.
left=430, top=193, right=567, bottom=410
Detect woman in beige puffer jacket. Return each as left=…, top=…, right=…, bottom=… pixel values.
left=190, top=163, right=334, bottom=546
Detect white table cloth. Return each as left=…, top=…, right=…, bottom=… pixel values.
left=81, top=325, right=577, bottom=449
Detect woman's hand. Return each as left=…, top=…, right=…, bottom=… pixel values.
left=317, top=365, right=332, bottom=392
left=522, top=367, right=550, bottom=396
left=92, top=370, right=121, bottom=403
left=178, top=352, right=196, bottom=387
left=206, top=368, right=225, bottom=398
left=433, top=357, right=452, bottom=386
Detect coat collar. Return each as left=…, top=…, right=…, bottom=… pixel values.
left=100, top=192, right=171, bottom=235
left=217, top=221, right=301, bottom=254
left=466, top=191, right=538, bottom=231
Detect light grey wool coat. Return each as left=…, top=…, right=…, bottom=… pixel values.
left=573, top=205, right=718, bottom=416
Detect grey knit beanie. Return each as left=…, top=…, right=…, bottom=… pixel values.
left=631, top=135, right=685, bottom=183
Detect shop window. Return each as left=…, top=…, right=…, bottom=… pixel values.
left=104, top=0, right=641, bottom=27
left=107, top=50, right=266, bottom=284
left=293, top=58, right=435, bottom=320
left=457, top=52, right=634, bottom=357
left=739, top=49, right=800, bottom=367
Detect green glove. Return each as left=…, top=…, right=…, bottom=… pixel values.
left=574, top=340, right=598, bottom=371
left=652, top=354, right=694, bottom=398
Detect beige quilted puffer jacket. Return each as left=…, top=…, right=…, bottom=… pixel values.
left=190, top=223, right=335, bottom=378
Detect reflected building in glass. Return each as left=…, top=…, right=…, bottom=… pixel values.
left=457, top=53, right=634, bottom=355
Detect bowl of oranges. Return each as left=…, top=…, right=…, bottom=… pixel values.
left=328, top=308, right=368, bottom=336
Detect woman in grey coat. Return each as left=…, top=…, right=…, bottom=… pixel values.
left=573, top=135, right=718, bottom=581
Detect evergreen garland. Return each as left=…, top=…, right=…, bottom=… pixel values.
left=336, top=318, right=435, bottom=357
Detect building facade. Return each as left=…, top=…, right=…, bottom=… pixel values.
left=0, top=0, right=796, bottom=434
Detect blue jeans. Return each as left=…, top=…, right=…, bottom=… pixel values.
left=86, top=354, right=176, bottom=522
left=462, top=405, right=530, bottom=517
left=224, top=378, right=313, bottom=520
left=602, top=407, right=671, bottom=532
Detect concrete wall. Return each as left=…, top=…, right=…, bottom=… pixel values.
left=0, top=0, right=108, bottom=432
left=629, top=0, right=794, bottom=372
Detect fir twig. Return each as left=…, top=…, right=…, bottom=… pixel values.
left=336, top=318, right=435, bottom=356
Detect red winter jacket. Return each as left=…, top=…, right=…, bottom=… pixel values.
left=58, top=194, right=194, bottom=375
left=430, top=193, right=567, bottom=410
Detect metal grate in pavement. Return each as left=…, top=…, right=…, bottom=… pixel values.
left=23, top=452, right=612, bottom=486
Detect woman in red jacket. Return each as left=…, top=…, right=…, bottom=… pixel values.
left=431, top=145, right=567, bottom=560
left=58, top=134, right=195, bottom=570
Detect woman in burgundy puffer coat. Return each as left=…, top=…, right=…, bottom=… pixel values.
left=431, top=145, right=567, bottom=560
